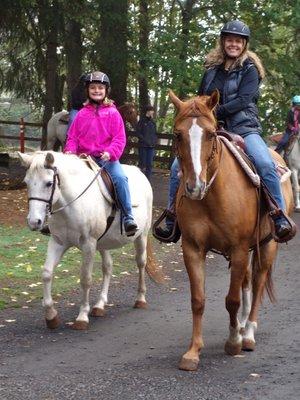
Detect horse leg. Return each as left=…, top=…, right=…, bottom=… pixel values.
left=224, top=248, right=249, bottom=356
left=240, top=264, right=252, bottom=333
left=91, top=250, right=113, bottom=317
left=242, top=241, right=277, bottom=351
left=291, top=169, right=300, bottom=210
left=42, top=237, right=68, bottom=329
left=73, top=240, right=97, bottom=330
left=179, top=240, right=206, bottom=371
left=133, top=235, right=147, bottom=309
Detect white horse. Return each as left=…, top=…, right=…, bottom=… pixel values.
left=18, top=151, right=162, bottom=330
left=285, top=135, right=300, bottom=211
left=46, top=111, right=69, bottom=150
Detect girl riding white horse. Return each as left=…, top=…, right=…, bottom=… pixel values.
left=18, top=150, right=161, bottom=329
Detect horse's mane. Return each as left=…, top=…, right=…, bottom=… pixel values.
left=29, top=151, right=88, bottom=175
left=175, top=96, right=217, bottom=128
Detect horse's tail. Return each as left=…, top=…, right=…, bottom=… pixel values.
left=251, top=243, right=276, bottom=303
left=146, top=236, right=165, bottom=284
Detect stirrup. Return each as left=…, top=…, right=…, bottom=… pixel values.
left=269, top=209, right=297, bottom=243
left=152, top=209, right=181, bottom=243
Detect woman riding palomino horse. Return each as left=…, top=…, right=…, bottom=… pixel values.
left=64, top=71, right=138, bottom=236
left=155, top=20, right=294, bottom=243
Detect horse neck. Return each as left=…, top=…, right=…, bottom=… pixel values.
left=56, top=160, right=109, bottom=213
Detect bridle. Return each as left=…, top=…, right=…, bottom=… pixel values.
left=28, top=165, right=60, bottom=214
left=28, top=163, right=103, bottom=216
left=175, top=128, right=223, bottom=200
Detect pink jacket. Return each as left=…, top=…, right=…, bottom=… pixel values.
left=64, top=103, right=126, bottom=161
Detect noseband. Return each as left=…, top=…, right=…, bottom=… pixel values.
left=28, top=165, right=60, bottom=214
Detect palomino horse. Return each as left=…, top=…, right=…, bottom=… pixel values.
left=284, top=135, right=300, bottom=210
left=46, top=102, right=138, bottom=150
left=18, top=151, right=161, bottom=330
left=169, top=90, right=294, bottom=371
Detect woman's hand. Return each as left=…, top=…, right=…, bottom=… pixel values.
left=100, top=151, right=111, bottom=161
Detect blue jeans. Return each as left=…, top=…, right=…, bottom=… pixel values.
left=67, top=109, right=79, bottom=132
left=95, top=158, right=134, bottom=220
left=167, top=133, right=285, bottom=212
left=138, top=147, right=155, bottom=180
left=275, top=130, right=290, bottom=153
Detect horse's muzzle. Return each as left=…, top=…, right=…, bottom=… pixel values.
left=27, top=215, right=44, bottom=231
left=185, top=180, right=206, bottom=200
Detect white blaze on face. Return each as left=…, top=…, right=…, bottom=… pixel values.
left=189, top=118, right=203, bottom=187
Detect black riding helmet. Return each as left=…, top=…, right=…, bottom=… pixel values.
left=84, top=71, right=110, bottom=87
left=220, top=20, right=250, bottom=41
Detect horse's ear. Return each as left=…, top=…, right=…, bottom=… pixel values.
left=17, top=152, right=33, bottom=168
left=45, top=152, right=55, bottom=168
left=169, top=90, right=183, bottom=110
left=206, top=90, right=219, bottom=111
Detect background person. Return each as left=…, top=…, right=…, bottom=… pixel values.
left=275, top=95, right=300, bottom=154
left=136, top=105, right=157, bottom=181
left=67, top=74, right=87, bottom=132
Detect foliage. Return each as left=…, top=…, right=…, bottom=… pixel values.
left=0, top=0, right=299, bottom=135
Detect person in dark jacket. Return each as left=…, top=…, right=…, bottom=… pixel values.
left=137, top=105, right=157, bottom=180
left=155, top=20, right=293, bottom=242
left=67, top=74, right=87, bottom=132
left=275, top=95, right=300, bottom=154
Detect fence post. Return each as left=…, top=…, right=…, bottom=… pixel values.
left=20, top=117, right=25, bottom=153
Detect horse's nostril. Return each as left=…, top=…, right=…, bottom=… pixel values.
left=37, top=219, right=42, bottom=226
left=186, top=182, right=194, bottom=194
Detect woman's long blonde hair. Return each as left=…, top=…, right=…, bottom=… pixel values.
left=204, top=37, right=265, bottom=79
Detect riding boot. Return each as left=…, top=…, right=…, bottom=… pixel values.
left=123, top=215, right=138, bottom=237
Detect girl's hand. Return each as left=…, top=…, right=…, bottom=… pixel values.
left=100, top=151, right=111, bottom=161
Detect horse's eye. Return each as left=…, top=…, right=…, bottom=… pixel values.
left=46, top=181, right=52, bottom=188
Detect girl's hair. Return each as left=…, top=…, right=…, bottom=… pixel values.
left=204, top=37, right=265, bottom=79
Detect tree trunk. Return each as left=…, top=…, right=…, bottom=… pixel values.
left=40, top=1, right=59, bottom=149
left=138, top=0, right=150, bottom=115
left=98, top=0, right=129, bottom=106
left=64, top=18, right=83, bottom=108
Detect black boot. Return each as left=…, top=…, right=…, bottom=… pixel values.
left=274, top=216, right=292, bottom=240
left=154, top=225, right=174, bottom=239
left=124, top=217, right=138, bottom=237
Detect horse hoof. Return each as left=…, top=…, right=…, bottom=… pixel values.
left=134, top=300, right=148, bottom=309
left=242, top=338, right=255, bottom=351
left=72, top=320, right=89, bottom=330
left=179, top=356, right=199, bottom=371
left=45, top=315, right=60, bottom=329
left=224, top=341, right=242, bottom=356
left=90, top=307, right=105, bottom=317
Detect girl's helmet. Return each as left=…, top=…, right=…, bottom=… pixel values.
left=220, top=20, right=250, bottom=41
left=292, top=95, right=300, bottom=106
left=84, top=71, right=110, bottom=88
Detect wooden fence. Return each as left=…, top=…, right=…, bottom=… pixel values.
left=0, top=119, right=175, bottom=171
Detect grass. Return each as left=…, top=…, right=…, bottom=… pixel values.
left=0, top=225, right=137, bottom=310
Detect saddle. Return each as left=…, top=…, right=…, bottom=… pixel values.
left=59, top=114, right=69, bottom=124
left=153, top=129, right=297, bottom=244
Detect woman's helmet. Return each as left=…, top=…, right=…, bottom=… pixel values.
left=220, top=20, right=250, bottom=40
left=84, top=71, right=110, bottom=88
left=292, top=95, right=300, bottom=105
